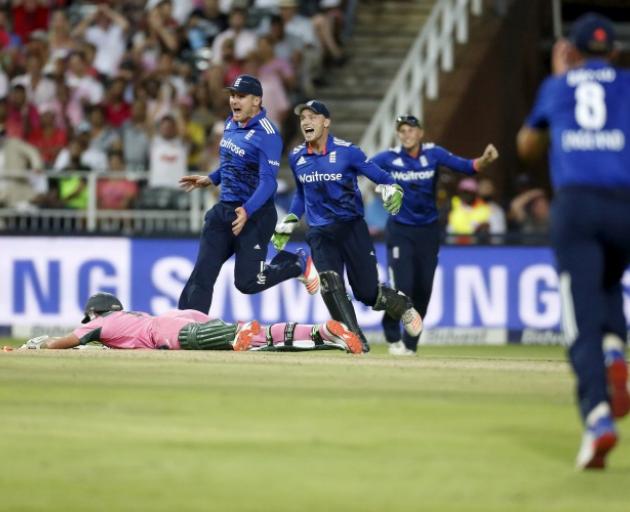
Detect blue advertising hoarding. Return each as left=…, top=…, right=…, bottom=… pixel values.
left=1, top=237, right=629, bottom=343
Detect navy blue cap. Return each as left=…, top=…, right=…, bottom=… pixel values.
left=569, top=13, right=615, bottom=55
left=294, top=100, right=330, bottom=118
left=226, top=74, right=263, bottom=97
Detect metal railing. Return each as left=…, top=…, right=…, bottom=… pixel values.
left=0, top=170, right=212, bottom=235
left=359, top=0, right=483, bottom=156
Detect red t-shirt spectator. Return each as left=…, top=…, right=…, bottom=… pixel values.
left=6, top=103, right=40, bottom=139
left=28, top=127, right=68, bottom=167
left=12, top=4, right=50, bottom=43
left=105, top=102, right=132, bottom=128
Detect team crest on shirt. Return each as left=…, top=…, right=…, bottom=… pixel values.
left=297, top=156, right=307, bottom=166
left=420, top=156, right=428, bottom=167
left=329, top=151, right=336, bottom=163
left=392, top=157, right=405, bottom=167
left=245, top=129, right=255, bottom=140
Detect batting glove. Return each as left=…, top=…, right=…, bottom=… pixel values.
left=271, top=213, right=299, bottom=251
left=20, top=335, right=49, bottom=350
left=376, top=184, right=404, bottom=215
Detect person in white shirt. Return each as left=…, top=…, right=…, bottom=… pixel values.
left=72, top=4, right=129, bottom=77
left=65, top=51, right=104, bottom=127
left=149, top=114, right=188, bottom=189
left=10, top=53, right=56, bottom=108
left=211, top=7, right=257, bottom=65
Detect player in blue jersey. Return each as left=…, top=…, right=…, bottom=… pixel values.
left=271, top=100, right=423, bottom=352
left=371, top=116, right=498, bottom=355
left=178, top=75, right=319, bottom=313
left=517, top=13, right=630, bottom=470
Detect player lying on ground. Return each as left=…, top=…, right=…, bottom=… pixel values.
left=19, top=292, right=362, bottom=354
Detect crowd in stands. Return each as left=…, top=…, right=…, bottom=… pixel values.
left=0, top=0, right=351, bottom=213
left=0, top=0, right=549, bottom=241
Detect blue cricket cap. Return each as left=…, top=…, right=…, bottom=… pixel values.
left=226, top=74, right=263, bottom=97
left=569, top=13, right=615, bottom=55
left=294, top=100, right=330, bottom=118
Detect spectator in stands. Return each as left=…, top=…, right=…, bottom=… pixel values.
left=189, top=0, right=229, bottom=47
left=256, top=34, right=294, bottom=127
left=11, top=52, right=57, bottom=108
left=27, top=104, right=68, bottom=168
left=146, top=0, right=181, bottom=54
left=277, top=0, right=323, bottom=94
left=5, top=84, right=39, bottom=139
left=47, top=10, right=76, bottom=65
left=104, top=77, right=132, bottom=128
left=477, top=177, right=506, bottom=237
left=121, top=99, right=151, bottom=171
left=65, top=50, right=105, bottom=126
left=190, top=81, right=218, bottom=133
left=211, top=6, right=258, bottom=66
left=11, top=0, right=50, bottom=45
left=85, top=104, right=118, bottom=157
left=447, top=178, right=491, bottom=244
left=0, top=127, right=44, bottom=209
left=509, top=188, right=550, bottom=236
left=72, top=3, right=129, bottom=78
left=266, top=13, right=303, bottom=70
left=180, top=99, right=205, bottom=171
left=53, top=123, right=107, bottom=172
left=97, top=150, right=139, bottom=210
left=148, top=113, right=188, bottom=189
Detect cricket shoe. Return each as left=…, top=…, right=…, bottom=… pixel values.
left=233, top=321, right=261, bottom=352
left=575, top=402, right=618, bottom=470
left=296, top=248, right=320, bottom=295
left=603, top=334, right=630, bottom=419
left=388, top=341, right=415, bottom=356
left=322, top=320, right=362, bottom=354
left=401, top=307, right=423, bottom=337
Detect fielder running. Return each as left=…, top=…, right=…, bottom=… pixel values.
left=177, top=74, right=319, bottom=314
left=271, top=100, right=423, bottom=352
left=370, top=115, right=498, bottom=355
left=19, top=292, right=362, bottom=354
left=517, top=13, right=630, bottom=469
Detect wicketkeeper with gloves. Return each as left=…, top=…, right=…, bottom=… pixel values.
left=370, top=115, right=498, bottom=355
left=271, top=100, right=422, bottom=352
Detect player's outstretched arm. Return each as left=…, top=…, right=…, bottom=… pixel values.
left=20, top=333, right=81, bottom=350
left=179, top=175, right=212, bottom=192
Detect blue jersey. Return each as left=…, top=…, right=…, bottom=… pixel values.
left=208, top=108, right=282, bottom=216
left=526, top=59, right=630, bottom=191
left=370, top=143, right=475, bottom=225
left=288, top=134, right=395, bottom=227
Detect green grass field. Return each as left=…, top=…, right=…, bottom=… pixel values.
left=1, top=340, right=629, bottom=512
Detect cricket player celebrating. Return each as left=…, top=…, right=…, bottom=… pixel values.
left=271, top=100, right=423, bottom=352
left=371, top=115, right=498, bottom=355
left=517, top=13, right=630, bottom=469
left=177, top=74, right=319, bottom=314
left=19, top=292, right=363, bottom=354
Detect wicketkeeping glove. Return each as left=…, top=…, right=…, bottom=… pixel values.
left=271, top=213, right=299, bottom=250
left=20, top=335, right=49, bottom=350
left=376, top=184, right=404, bottom=215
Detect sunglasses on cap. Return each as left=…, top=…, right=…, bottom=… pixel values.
left=396, top=115, right=422, bottom=128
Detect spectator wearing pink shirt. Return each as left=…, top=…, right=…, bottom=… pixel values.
left=18, top=292, right=362, bottom=354
left=256, top=35, right=294, bottom=126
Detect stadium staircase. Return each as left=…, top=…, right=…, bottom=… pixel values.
left=316, top=0, right=436, bottom=143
